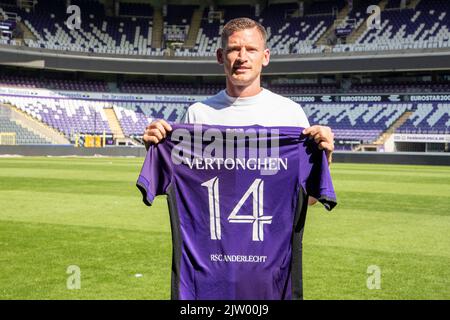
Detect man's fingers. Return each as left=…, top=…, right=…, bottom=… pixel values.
left=314, top=134, right=322, bottom=144
left=326, top=150, right=333, bottom=167
left=143, top=134, right=159, bottom=145
left=147, top=136, right=159, bottom=145
left=149, top=128, right=164, bottom=141
left=304, top=126, right=330, bottom=140
left=159, top=119, right=172, bottom=132
left=305, top=126, right=334, bottom=143
left=144, top=126, right=153, bottom=135
left=145, top=119, right=172, bottom=139
left=318, top=142, right=324, bottom=150
left=152, top=122, right=167, bottom=138
left=303, top=125, right=320, bottom=136
left=149, top=119, right=172, bottom=131
left=142, top=120, right=172, bottom=150
left=319, top=141, right=334, bottom=152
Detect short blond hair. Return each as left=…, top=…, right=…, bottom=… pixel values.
left=221, top=17, right=267, bottom=49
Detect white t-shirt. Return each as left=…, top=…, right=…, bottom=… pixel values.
left=181, top=88, right=310, bottom=128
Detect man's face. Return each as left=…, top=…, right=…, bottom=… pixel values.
left=217, top=27, right=270, bottom=87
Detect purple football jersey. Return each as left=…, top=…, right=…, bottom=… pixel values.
left=137, top=124, right=337, bottom=300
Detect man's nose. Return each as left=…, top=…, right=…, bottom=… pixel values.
left=237, top=48, right=248, bottom=61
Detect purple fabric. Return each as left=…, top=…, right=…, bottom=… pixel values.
left=137, top=124, right=337, bottom=300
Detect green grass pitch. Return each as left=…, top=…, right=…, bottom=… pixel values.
left=0, top=157, right=449, bottom=300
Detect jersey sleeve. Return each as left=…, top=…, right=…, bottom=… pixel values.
left=136, top=143, right=173, bottom=206
left=299, top=138, right=337, bottom=211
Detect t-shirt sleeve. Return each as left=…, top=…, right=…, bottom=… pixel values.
left=299, top=138, right=337, bottom=211
left=136, top=143, right=173, bottom=206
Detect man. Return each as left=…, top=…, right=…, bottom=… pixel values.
left=138, top=18, right=337, bottom=299
left=143, top=18, right=334, bottom=167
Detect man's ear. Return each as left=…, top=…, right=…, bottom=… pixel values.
left=262, top=48, right=270, bottom=67
left=216, top=48, right=224, bottom=65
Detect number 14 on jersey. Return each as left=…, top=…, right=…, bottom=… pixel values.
left=201, top=177, right=273, bottom=242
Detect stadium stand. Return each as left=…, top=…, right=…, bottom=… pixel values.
left=189, top=2, right=338, bottom=56
left=385, top=0, right=404, bottom=10
left=328, top=0, right=372, bottom=39
left=118, top=2, right=153, bottom=17
left=304, top=102, right=413, bottom=143
left=397, top=103, right=450, bottom=134
left=1, top=82, right=449, bottom=149
left=1, top=73, right=448, bottom=96
left=93, top=100, right=421, bottom=145
left=347, top=81, right=450, bottom=94
left=0, top=92, right=193, bottom=140
left=270, top=83, right=340, bottom=95
left=0, top=95, right=113, bottom=137
left=113, top=105, right=152, bottom=137
left=106, top=98, right=450, bottom=147
left=306, top=0, right=345, bottom=15
left=0, top=117, right=51, bottom=144
left=0, top=0, right=449, bottom=150
left=0, top=76, right=407, bottom=94
left=119, top=81, right=222, bottom=95
left=337, top=0, right=450, bottom=52
left=1, top=0, right=449, bottom=55
left=0, top=74, right=109, bottom=91
left=0, top=0, right=345, bottom=55
left=17, top=0, right=159, bottom=55
left=163, top=4, right=196, bottom=44
left=113, top=101, right=185, bottom=136
left=0, top=10, right=15, bottom=40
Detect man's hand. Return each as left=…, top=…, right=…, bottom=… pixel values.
left=143, top=119, right=172, bottom=150
left=303, top=125, right=334, bottom=166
